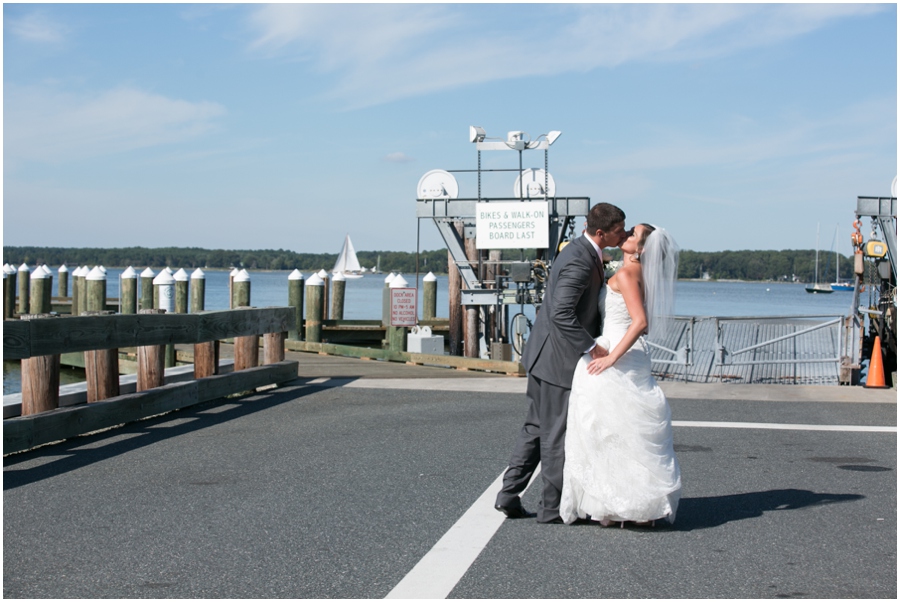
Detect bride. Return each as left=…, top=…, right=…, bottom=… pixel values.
left=560, top=223, right=681, bottom=526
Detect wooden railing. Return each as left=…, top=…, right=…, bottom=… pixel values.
left=3, top=307, right=298, bottom=454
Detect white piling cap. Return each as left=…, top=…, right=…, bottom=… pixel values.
left=2, top=264, right=10, bottom=274
left=41, top=264, right=52, bottom=275
left=191, top=268, right=205, bottom=280
left=18, top=263, right=29, bottom=272
left=234, top=269, right=250, bottom=282
left=164, top=267, right=173, bottom=275
left=31, top=266, right=50, bottom=279
left=390, top=274, right=409, bottom=288
left=99, top=265, right=107, bottom=274
left=58, top=264, right=68, bottom=273
left=385, top=272, right=396, bottom=283
left=424, top=271, right=437, bottom=282
left=121, top=266, right=137, bottom=279
left=174, top=268, right=189, bottom=281
left=153, top=270, right=175, bottom=285
left=306, top=273, right=325, bottom=286
left=317, top=269, right=328, bottom=278
left=140, top=267, right=156, bottom=278
left=288, top=269, right=305, bottom=280
left=230, top=268, right=240, bottom=276
left=86, top=266, right=106, bottom=281
left=332, top=272, right=346, bottom=282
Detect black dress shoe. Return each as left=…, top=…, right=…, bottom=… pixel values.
left=494, top=502, right=536, bottom=519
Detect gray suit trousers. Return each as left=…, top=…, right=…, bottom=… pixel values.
left=496, top=372, right=570, bottom=523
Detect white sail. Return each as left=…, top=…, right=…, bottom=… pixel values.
left=333, top=234, right=363, bottom=275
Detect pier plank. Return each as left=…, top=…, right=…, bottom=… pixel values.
left=3, top=360, right=299, bottom=454
left=4, top=307, right=295, bottom=359
left=3, top=320, right=30, bottom=359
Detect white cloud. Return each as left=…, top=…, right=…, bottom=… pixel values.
left=383, top=152, right=414, bottom=164
left=5, top=85, right=227, bottom=164
left=244, top=4, right=885, bottom=109
left=6, top=10, right=67, bottom=44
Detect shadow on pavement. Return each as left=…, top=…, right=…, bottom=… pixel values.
left=674, top=489, right=865, bottom=531
left=3, top=382, right=324, bottom=490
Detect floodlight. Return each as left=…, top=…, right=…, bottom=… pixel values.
left=546, top=131, right=562, bottom=145
left=469, top=126, right=486, bottom=143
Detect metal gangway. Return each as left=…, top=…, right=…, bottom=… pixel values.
left=647, top=314, right=850, bottom=385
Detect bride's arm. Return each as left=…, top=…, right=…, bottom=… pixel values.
left=586, top=264, right=647, bottom=375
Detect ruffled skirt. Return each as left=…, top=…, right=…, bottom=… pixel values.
left=560, top=338, right=681, bottom=525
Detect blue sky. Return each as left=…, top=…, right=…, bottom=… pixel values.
left=3, top=3, right=896, bottom=255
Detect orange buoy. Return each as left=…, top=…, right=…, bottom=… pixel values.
left=864, top=335, right=889, bottom=389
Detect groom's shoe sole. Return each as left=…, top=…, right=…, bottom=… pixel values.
left=494, top=504, right=536, bottom=519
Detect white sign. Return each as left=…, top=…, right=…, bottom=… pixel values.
left=475, top=201, right=549, bottom=249
left=390, top=288, right=418, bottom=327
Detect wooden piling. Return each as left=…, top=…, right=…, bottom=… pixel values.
left=232, top=269, right=251, bottom=308
left=85, top=266, right=106, bottom=314
left=321, top=271, right=330, bottom=320
left=17, top=264, right=30, bottom=315
left=70, top=267, right=82, bottom=316
left=4, top=265, right=17, bottom=319
left=193, top=340, right=219, bottom=378
left=464, top=234, right=479, bottom=358
left=83, top=271, right=119, bottom=402
left=229, top=268, right=239, bottom=309
left=288, top=270, right=304, bottom=341
left=264, top=332, right=286, bottom=364
left=331, top=272, right=346, bottom=320
left=137, top=309, right=166, bottom=391
left=139, top=268, right=155, bottom=311
left=41, top=266, right=53, bottom=314
left=58, top=264, right=69, bottom=298
left=78, top=267, right=90, bottom=316
left=190, top=268, right=205, bottom=313
left=448, top=224, right=463, bottom=356
left=120, top=267, right=138, bottom=314
left=305, top=274, right=325, bottom=343
left=29, top=268, right=51, bottom=315
left=20, top=313, right=60, bottom=415
left=232, top=271, right=258, bottom=371
left=174, top=268, right=189, bottom=314
left=423, top=272, right=437, bottom=320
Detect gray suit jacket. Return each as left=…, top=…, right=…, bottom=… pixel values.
left=521, top=235, right=605, bottom=389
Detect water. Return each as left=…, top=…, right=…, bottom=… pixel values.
left=56, top=268, right=856, bottom=318
left=3, top=269, right=855, bottom=395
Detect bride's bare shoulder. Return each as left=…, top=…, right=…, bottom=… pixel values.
left=608, top=261, right=641, bottom=293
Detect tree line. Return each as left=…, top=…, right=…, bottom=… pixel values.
left=3, top=245, right=852, bottom=282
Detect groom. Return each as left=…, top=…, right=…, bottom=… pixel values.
left=495, top=202, right=627, bottom=523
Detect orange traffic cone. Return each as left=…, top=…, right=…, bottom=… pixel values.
left=864, top=335, right=889, bottom=389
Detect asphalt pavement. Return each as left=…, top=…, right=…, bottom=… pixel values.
left=3, top=360, right=896, bottom=599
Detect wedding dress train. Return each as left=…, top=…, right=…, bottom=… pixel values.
left=560, top=286, right=681, bottom=525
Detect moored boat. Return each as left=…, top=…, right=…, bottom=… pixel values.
left=806, top=223, right=833, bottom=294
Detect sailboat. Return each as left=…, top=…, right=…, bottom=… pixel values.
left=829, top=224, right=854, bottom=291
left=332, top=234, right=365, bottom=279
left=805, top=223, right=833, bottom=294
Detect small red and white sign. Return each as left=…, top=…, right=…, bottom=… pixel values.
left=390, top=288, right=418, bottom=327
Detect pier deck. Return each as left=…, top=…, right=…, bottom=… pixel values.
left=4, top=353, right=895, bottom=598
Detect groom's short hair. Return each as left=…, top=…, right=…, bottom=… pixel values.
left=587, top=203, right=626, bottom=234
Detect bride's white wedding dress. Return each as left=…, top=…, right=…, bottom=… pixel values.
left=560, top=286, right=681, bottom=525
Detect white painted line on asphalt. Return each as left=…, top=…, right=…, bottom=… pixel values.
left=385, top=465, right=542, bottom=599
left=674, top=420, right=897, bottom=433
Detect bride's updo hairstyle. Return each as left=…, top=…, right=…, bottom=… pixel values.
left=640, top=225, right=680, bottom=342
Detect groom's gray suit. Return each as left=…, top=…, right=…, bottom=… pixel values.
left=497, top=234, right=605, bottom=523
